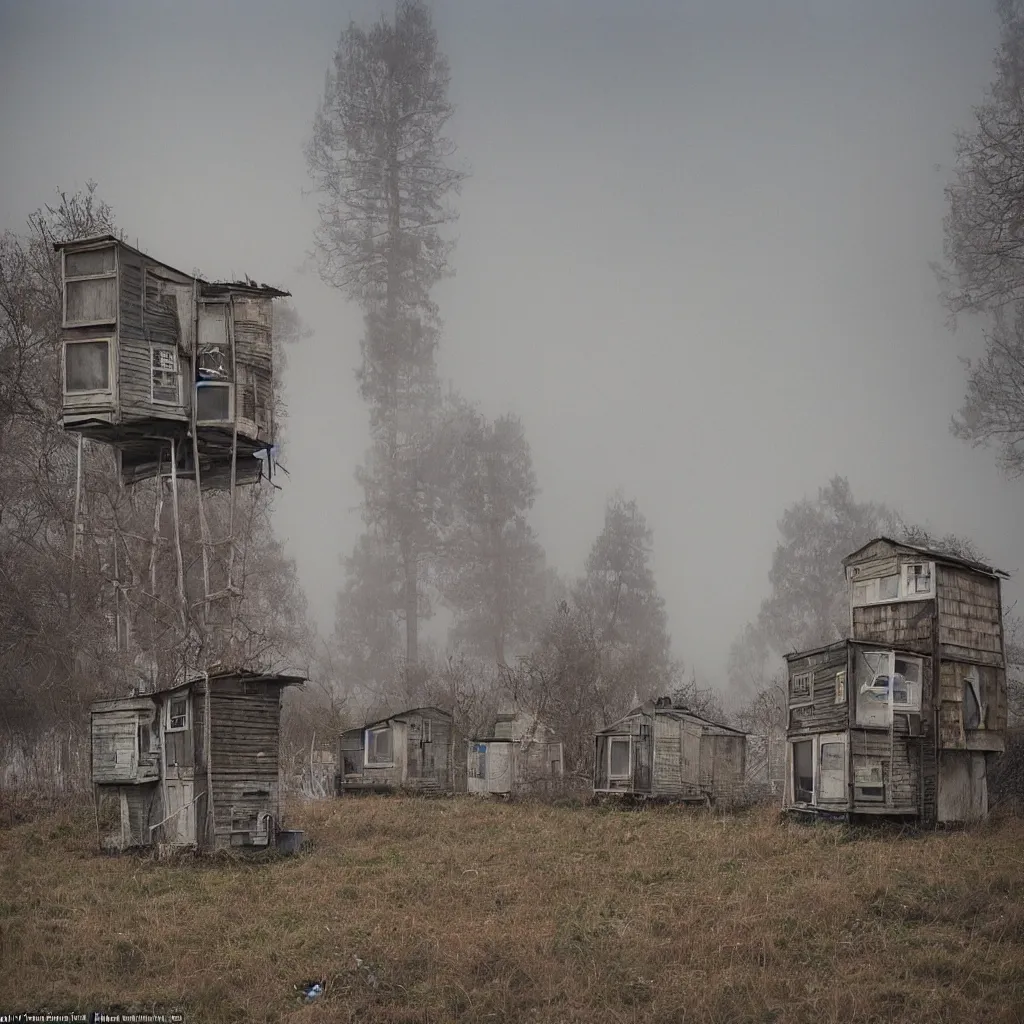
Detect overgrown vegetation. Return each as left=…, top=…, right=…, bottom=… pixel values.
left=2, top=795, right=1023, bottom=1023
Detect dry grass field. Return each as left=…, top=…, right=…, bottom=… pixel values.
left=2, top=794, right=1024, bottom=1023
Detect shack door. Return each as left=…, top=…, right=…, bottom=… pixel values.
left=164, top=779, right=195, bottom=846
left=817, top=733, right=847, bottom=804
left=632, top=722, right=652, bottom=793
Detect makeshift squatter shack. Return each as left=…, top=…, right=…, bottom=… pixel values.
left=784, top=537, right=1009, bottom=823
left=55, top=234, right=289, bottom=488
left=90, top=668, right=305, bottom=852
left=594, top=698, right=747, bottom=804
left=467, top=708, right=564, bottom=796
left=336, top=707, right=454, bottom=795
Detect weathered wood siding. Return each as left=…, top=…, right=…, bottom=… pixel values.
left=651, top=714, right=698, bottom=797
left=700, top=733, right=746, bottom=803
left=938, top=661, right=1007, bottom=751
left=206, top=679, right=282, bottom=850
left=233, top=296, right=274, bottom=443
left=851, top=601, right=933, bottom=654
left=936, top=567, right=1003, bottom=666
left=122, top=784, right=159, bottom=846
left=850, top=730, right=919, bottom=810
left=117, top=249, right=191, bottom=423
left=787, top=645, right=849, bottom=735
left=91, top=702, right=160, bottom=785
left=404, top=709, right=452, bottom=791
left=847, top=552, right=899, bottom=580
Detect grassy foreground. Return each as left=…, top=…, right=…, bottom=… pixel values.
left=1, top=795, right=1024, bottom=1024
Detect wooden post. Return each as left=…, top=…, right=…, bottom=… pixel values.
left=149, top=449, right=164, bottom=596
left=204, top=673, right=214, bottom=851
left=168, top=439, right=186, bottom=632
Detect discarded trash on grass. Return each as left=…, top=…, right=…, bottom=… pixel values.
left=295, top=979, right=324, bottom=1002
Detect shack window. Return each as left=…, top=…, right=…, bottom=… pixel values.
left=835, top=670, right=847, bottom=705
left=792, top=740, right=813, bottom=804
left=64, top=245, right=117, bottom=326
left=151, top=346, right=179, bottom=404
left=791, top=671, right=812, bottom=703
left=892, top=657, right=923, bottom=710
left=902, top=562, right=932, bottom=596
left=423, top=719, right=432, bottom=743
left=65, top=339, right=111, bottom=394
left=365, top=726, right=393, bottom=766
left=608, top=737, right=630, bottom=779
left=166, top=696, right=188, bottom=732
left=196, top=381, right=233, bottom=422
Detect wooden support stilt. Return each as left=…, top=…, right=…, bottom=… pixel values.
left=168, top=438, right=187, bottom=632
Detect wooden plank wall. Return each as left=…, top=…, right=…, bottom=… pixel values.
left=207, top=681, right=282, bottom=849
left=852, top=601, right=933, bottom=654
left=652, top=714, right=685, bottom=795
left=92, top=712, right=138, bottom=783
left=936, top=567, right=1004, bottom=666
left=233, top=296, right=274, bottom=441
left=787, top=646, right=848, bottom=736
left=850, top=731, right=918, bottom=809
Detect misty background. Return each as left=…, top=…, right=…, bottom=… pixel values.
left=0, top=0, right=1016, bottom=689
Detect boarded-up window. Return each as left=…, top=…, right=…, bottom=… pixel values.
left=609, top=737, right=630, bottom=778
left=65, top=339, right=111, bottom=393
left=64, top=245, right=117, bottom=326
left=366, top=726, right=393, bottom=765
left=151, top=346, right=179, bottom=403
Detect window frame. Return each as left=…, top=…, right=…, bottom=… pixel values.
left=195, top=380, right=235, bottom=424
left=608, top=736, right=632, bottom=780
left=790, top=738, right=815, bottom=805
left=834, top=670, right=847, bottom=705
left=850, top=561, right=936, bottom=607
left=150, top=344, right=180, bottom=405
left=364, top=725, right=394, bottom=768
left=63, top=336, right=114, bottom=397
left=62, top=244, right=118, bottom=328
left=790, top=670, right=813, bottom=707
left=166, top=695, right=189, bottom=733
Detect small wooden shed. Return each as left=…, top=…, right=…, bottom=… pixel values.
left=55, top=234, right=289, bottom=489
left=784, top=537, right=1009, bottom=823
left=594, top=698, right=747, bottom=804
left=90, top=667, right=305, bottom=852
left=467, top=708, right=564, bottom=796
left=335, top=706, right=453, bottom=795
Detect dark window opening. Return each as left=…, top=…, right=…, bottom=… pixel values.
left=793, top=741, right=813, bottom=803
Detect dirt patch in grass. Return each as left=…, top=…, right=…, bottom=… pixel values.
left=1, top=795, right=1023, bottom=1022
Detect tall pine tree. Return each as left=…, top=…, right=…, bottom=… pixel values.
left=308, top=1, right=466, bottom=674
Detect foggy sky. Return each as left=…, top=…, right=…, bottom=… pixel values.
left=0, top=0, right=1016, bottom=692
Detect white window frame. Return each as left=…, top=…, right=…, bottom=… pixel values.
left=791, top=671, right=813, bottom=707
left=816, top=733, right=848, bottom=804
left=150, top=344, right=180, bottom=405
left=850, top=561, right=935, bottom=607
left=835, top=670, right=847, bottom=705
left=63, top=336, right=114, bottom=397
left=608, top=736, right=632, bottom=780
left=166, top=695, right=189, bottom=733
left=195, top=381, right=235, bottom=424
left=365, top=725, right=394, bottom=768
left=63, top=244, right=118, bottom=328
